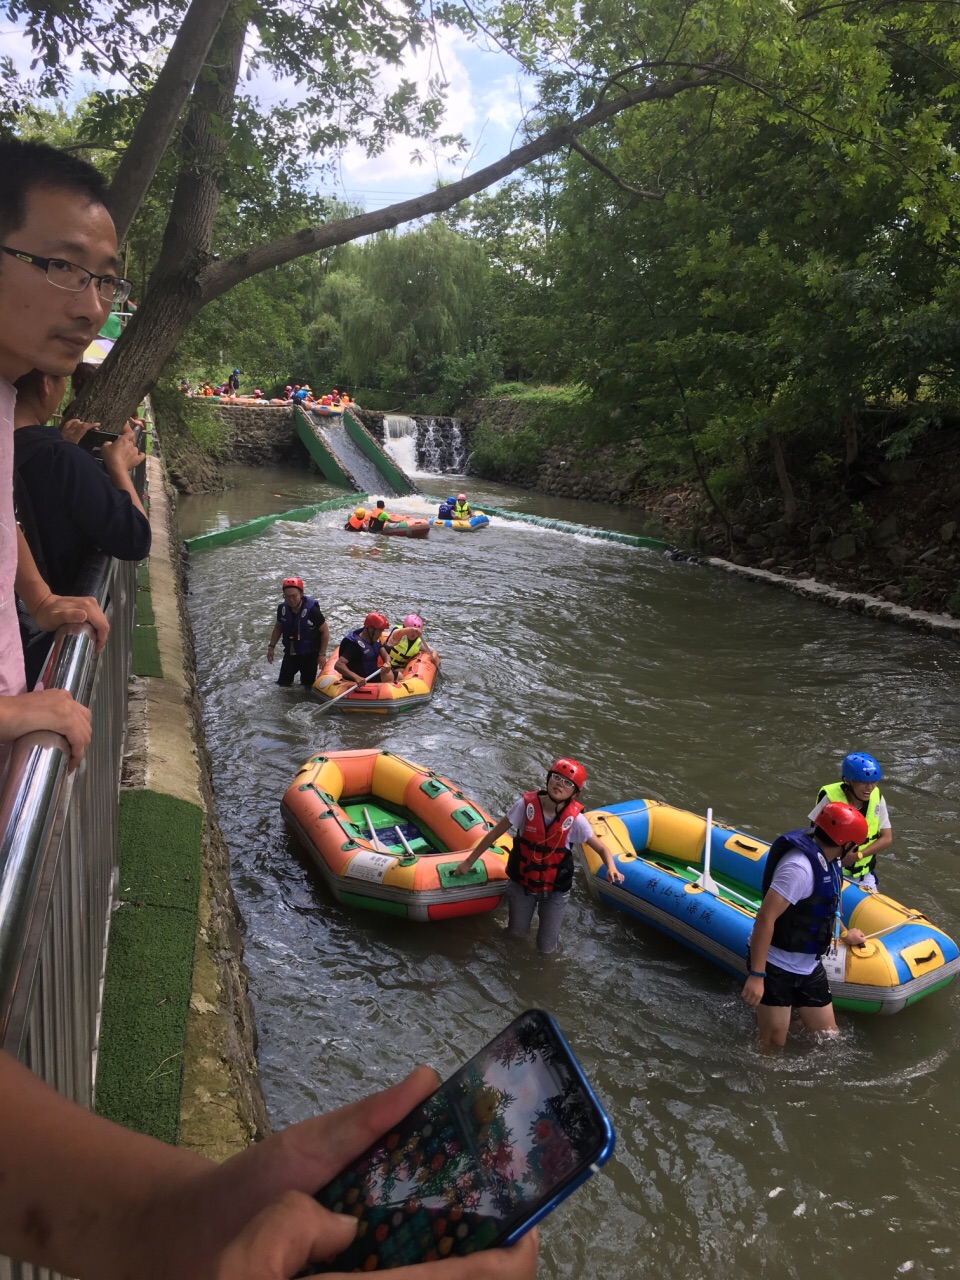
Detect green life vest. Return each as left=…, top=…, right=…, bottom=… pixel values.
left=817, top=781, right=883, bottom=879
left=453, top=501, right=470, bottom=518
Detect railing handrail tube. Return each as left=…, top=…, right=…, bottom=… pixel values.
left=0, top=554, right=115, bottom=1051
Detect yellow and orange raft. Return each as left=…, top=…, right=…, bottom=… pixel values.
left=312, top=645, right=440, bottom=713
left=282, top=749, right=511, bottom=920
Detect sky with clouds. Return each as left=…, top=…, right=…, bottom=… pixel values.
left=0, top=12, right=535, bottom=214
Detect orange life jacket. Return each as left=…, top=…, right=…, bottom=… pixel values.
left=507, top=791, right=583, bottom=894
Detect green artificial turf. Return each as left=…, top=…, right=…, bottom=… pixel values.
left=95, top=789, right=204, bottom=1143
left=132, top=560, right=162, bottom=676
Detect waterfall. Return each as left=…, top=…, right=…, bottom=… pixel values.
left=383, top=415, right=418, bottom=476
left=417, top=417, right=466, bottom=474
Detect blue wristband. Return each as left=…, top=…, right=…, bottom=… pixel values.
left=748, top=969, right=766, bottom=979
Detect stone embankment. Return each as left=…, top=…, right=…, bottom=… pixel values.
left=159, top=400, right=308, bottom=494
left=461, top=397, right=960, bottom=637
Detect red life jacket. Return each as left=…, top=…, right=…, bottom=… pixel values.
left=507, top=790, right=583, bottom=894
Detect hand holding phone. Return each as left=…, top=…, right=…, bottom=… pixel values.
left=309, top=1009, right=615, bottom=1273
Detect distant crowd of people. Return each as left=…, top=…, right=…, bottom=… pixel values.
left=178, top=373, right=357, bottom=409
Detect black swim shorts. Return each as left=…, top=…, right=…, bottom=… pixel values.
left=760, top=959, right=831, bottom=1009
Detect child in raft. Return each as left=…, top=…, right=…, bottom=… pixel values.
left=386, top=614, right=438, bottom=672
left=454, top=758, right=623, bottom=954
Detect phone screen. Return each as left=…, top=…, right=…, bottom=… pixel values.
left=311, top=1009, right=614, bottom=1272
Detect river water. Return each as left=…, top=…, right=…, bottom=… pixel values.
left=181, top=464, right=960, bottom=1280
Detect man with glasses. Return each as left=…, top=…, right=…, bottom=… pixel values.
left=0, top=138, right=121, bottom=767
left=741, top=801, right=869, bottom=1049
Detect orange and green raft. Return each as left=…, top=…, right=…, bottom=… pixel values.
left=281, top=749, right=511, bottom=920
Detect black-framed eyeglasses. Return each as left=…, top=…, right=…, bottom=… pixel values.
left=0, top=245, right=132, bottom=304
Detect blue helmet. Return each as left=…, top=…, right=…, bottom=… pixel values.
left=841, top=752, right=883, bottom=783
left=447, top=496, right=456, bottom=505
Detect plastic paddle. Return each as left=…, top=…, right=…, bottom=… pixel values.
left=363, top=806, right=391, bottom=853
left=316, top=665, right=387, bottom=713
left=393, top=825, right=417, bottom=858
left=694, top=806, right=720, bottom=896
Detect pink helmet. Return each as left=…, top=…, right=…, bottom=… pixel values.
left=403, top=614, right=423, bottom=629
left=457, top=492, right=467, bottom=501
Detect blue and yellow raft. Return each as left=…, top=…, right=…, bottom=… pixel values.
left=432, top=511, right=490, bottom=531
left=578, top=798, right=959, bottom=1015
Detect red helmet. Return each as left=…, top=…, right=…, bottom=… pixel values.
left=548, top=757, right=587, bottom=790
left=813, top=801, right=868, bottom=847
left=364, top=611, right=389, bottom=631
left=282, top=577, right=304, bottom=590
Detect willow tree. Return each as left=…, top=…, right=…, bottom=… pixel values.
left=313, top=224, right=493, bottom=392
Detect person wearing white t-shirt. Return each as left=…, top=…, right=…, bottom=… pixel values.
left=454, top=757, right=624, bottom=954
left=742, top=802, right=869, bottom=1049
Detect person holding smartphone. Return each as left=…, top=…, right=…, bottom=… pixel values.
left=13, top=366, right=150, bottom=685
left=454, top=758, right=624, bottom=954
left=0, top=1048, right=539, bottom=1279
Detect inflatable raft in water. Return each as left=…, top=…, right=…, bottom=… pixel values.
left=282, top=749, right=511, bottom=920
left=313, top=646, right=439, bottom=714
left=578, top=798, right=959, bottom=1015
left=433, top=511, right=490, bottom=531
left=381, top=515, right=431, bottom=538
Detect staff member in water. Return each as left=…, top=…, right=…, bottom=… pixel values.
left=266, top=577, right=329, bottom=688
left=741, top=801, right=868, bottom=1049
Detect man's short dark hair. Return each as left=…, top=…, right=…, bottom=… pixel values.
left=0, top=138, right=110, bottom=243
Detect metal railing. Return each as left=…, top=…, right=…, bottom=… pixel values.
left=0, top=552, right=135, bottom=1280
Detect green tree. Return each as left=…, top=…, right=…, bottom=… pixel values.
left=310, top=223, right=494, bottom=395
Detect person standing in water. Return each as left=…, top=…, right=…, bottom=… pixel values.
left=454, top=758, right=623, bottom=955
left=741, top=801, right=868, bottom=1049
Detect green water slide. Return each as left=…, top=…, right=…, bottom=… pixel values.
left=294, top=405, right=417, bottom=497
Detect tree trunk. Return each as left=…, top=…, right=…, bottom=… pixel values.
left=79, top=3, right=248, bottom=428
left=767, top=425, right=797, bottom=525
left=107, top=0, right=236, bottom=242
left=689, top=440, right=733, bottom=549
left=843, top=409, right=859, bottom=468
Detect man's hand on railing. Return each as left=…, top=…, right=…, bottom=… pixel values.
left=30, top=592, right=110, bottom=651
left=0, top=690, right=92, bottom=770
left=15, top=529, right=111, bottom=652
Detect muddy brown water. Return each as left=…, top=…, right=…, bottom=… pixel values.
left=180, top=465, right=960, bottom=1280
